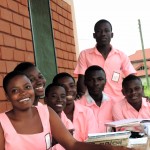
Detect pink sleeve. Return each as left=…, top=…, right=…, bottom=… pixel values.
left=121, top=52, right=136, bottom=77
left=74, top=50, right=88, bottom=75
left=112, top=102, right=125, bottom=121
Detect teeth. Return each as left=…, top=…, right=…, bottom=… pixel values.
left=19, top=98, right=30, bottom=102
left=36, top=86, right=43, bottom=90
left=66, top=95, right=73, bottom=99
left=56, top=104, right=63, bottom=107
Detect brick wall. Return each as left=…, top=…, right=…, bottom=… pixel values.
left=0, top=0, right=77, bottom=112
left=50, top=0, right=77, bottom=77
left=0, top=0, right=34, bottom=112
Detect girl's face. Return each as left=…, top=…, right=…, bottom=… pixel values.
left=46, top=86, right=66, bottom=114
left=6, top=75, right=35, bottom=111
left=25, top=67, right=46, bottom=98
left=57, top=77, right=77, bottom=105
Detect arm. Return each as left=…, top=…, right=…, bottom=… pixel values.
left=48, top=107, right=134, bottom=150
left=0, top=123, right=5, bottom=150
left=77, top=74, right=86, bottom=98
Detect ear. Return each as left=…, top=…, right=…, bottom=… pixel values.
left=93, top=33, right=96, bottom=39
left=111, top=32, right=113, bottom=38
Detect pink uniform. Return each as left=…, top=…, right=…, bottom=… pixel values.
left=52, top=111, right=74, bottom=150
left=72, top=101, right=98, bottom=141
left=74, top=46, right=136, bottom=102
left=77, top=92, right=113, bottom=132
left=0, top=105, right=51, bottom=150
left=112, top=97, right=150, bottom=120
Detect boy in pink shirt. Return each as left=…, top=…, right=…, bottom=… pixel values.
left=74, top=19, right=136, bottom=102
left=53, top=73, right=98, bottom=141
left=113, top=74, right=150, bottom=120
left=78, top=65, right=113, bottom=132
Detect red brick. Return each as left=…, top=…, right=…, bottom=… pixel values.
left=0, top=74, right=3, bottom=86
left=58, top=67, right=65, bottom=73
left=0, top=33, right=4, bottom=45
left=67, top=5, right=71, bottom=13
left=66, top=35, right=72, bottom=44
left=19, top=4, right=29, bottom=17
left=64, top=19, right=69, bottom=27
left=20, top=0, right=28, bottom=6
left=50, top=1, right=57, bottom=11
left=60, top=41, right=66, bottom=50
left=59, top=15, right=65, bottom=25
left=1, top=47, right=14, bottom=60
left=62, top=9, right=67, bottom=18
left=15, top=38, right=26, bottom=50
left=67, top=13, right=72, bottom=21
left=56, top=58, right=63, bottom=67
left=62, top=59, right=68, bottom=68
left=54, top=39, right=61, bottom=49
left=52, top=20, right=59, bottom=30
left=13, top=13, right=23, bottom=26
left=14, top=49, right=25, bottom=61
left=6, top=61, right=18, bottom=72
left=54, top=30, right=61, bottom=40
left=68, top=61, right=74, bottom=69
left=63, top=51, right=68, bottom=59
left=56, top=49, right=63, bottom=58
left=52, top=11, right=59, bottom=22
left=56, top=6, right=62, bottom=15
left=3, top=34, right=16, bottom=47
left=26, top=40, right=33, bottom=52
left=1, top=8, right=13, bottom=22
left=25, top=52, right=35, bottom=62
left=68, top=52, right=74, bottom=60
left=0, top=0, right=7, bottom=8
left=66, top=44, right=72, bottom=52
left=0, top=60, right=6, bottom=73
left=0, top=20, right=11, bottom=33
left=58, top=24, right=64, bottom=33
left=7, top=0, right=19, bottom=13
left=23, top=17, right=31, bottom=29
left=10, top=24, right=21, bottom=37
left=64, top=26, right=69, bottom=35
left=21, top=28, right=32, bottom=40
left=60, top=33, right=66, bottom=42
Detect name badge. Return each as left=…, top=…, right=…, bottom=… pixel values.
left=45, top=133, right=51, bottom=149
left=112, top=72, right=120, bottom=82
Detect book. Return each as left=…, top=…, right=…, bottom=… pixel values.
left=85, top=131, right=131, bottom=146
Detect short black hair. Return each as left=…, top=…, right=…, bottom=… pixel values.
left=14, top=62, right=35, bottom=73
left=53, top=72, right=75, bottom=84
left=85, top=65, right=106, bottom=79
left=122, top=74, right=142, bottom=88
left=94, top=19, right=112, bottom=32
left=45, top=83, right=64, bottom=97
left=3, top=71, right=28, bottom=94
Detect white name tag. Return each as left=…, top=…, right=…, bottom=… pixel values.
left=45, top=133, right=51, bottom=149
left=112, top=72, right=120, bottom=82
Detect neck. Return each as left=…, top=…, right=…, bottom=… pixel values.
left=129, top=100, right=142, bottom=112
left=33, top=96, right=39, bottom=106
left=96, top=44, right=111, bottom=59
left=90, top=92, right=103, bottom=107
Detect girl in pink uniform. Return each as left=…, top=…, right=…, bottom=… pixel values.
left=0, top=70, right=133, bottom=150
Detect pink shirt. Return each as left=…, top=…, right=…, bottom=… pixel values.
left=77, top=92, right=113, bottom=132
left=0, top=105, right=51, bottom=150
left=72, top=101, right=98, bottom=141
left=74, top=46, right=136, bottom=102
left=112, top=97, right=150, bottom=120
left=52, top=111, right=74, bottom=150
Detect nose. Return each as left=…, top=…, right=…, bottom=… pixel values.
left=56, top=96, right=62, bottom=102
left=20, top=89, right=26, bottom=95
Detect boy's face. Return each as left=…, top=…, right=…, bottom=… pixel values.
left=122, top=79, right=143, bottom=104
left=25, top=67, right=46, bottom=98
left=85, top=70, right=106, bottom=96
left=57, top=77, right=77, bottom=105
left=6, top=75, right=35, bottom=110
left=93, top=22, right=113, bottom=46
left=46, top=86, right=66, bottom=114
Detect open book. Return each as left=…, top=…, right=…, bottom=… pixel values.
left=105, top=119, right=150, bottom=132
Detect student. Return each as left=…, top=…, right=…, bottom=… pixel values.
left=44, top=83, right=74, bottom=150
left=14, top=62, right=46, bottom=105
left=78, top=65, right=113, bottom=132
left=0, top=71, right=133, bottom=150
left=74, top=19, right=136, bottom=102
left=112, top=74, right=150, bottom=121
left=53, top=72, right=98, bottom=141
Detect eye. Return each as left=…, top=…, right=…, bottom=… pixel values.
left=61, top=94, right=66, bottom=99
left=39, top=74, right=45, bottom=79
left=11, top=88, right=19, bottom=94
left=29, top=77, right=35, bottom=83
left=25, top=84, right=32, bottom=90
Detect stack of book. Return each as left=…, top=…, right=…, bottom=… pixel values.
left=85, top=131, right=131, bottom=146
